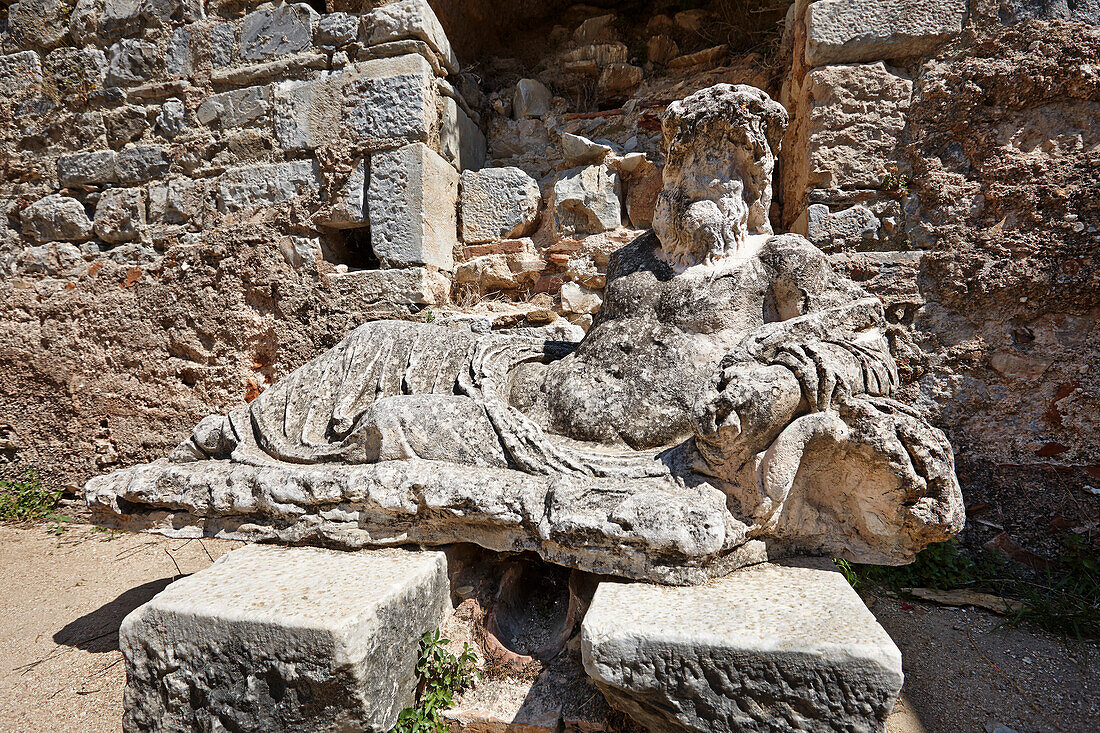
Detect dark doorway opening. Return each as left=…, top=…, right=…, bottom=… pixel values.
left=323, top=228, right=380, bottom=271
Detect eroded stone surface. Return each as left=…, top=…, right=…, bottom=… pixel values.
left=365, top=0, right=459, bottom=74
left=461, top=167, right=541, bottom=243
left=21, top=194, right=94, bottom=243
left=120, top=544, right=448, bottom=733
left=582, top=561, right=904, bottom=732
left=553, top=165, right=622, bottom=237
left=806, top=0, right=967, bottom=66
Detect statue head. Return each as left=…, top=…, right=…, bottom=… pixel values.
left=653, top=84, right=789, bottom=272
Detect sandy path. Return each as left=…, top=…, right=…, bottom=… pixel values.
left=0, top=522, right=1096, bottom=733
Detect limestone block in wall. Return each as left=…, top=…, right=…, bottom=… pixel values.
left=211, top=22, right=236, bottom=68
left=16, top=242, right=85, bottom=275
left=156, top=98, right=187, bottom=138
left=806, top=203, right=880, bottom=251
left=274, top=54, right=436, bottom=153
left=582, top=562, right=904, bottom=733
left=106, top=38, right=163, bottom=88
left=560, top=281, right=603, bottom=315
left=805, top=0, right=966, bottom=66
left=216, top=159, right=320, bottom=215
left=0, top=51, right=44, bottom=98
left=802, top=62, right=912, bottom=192
left=58, top=150, right=118, bottom=187
left=104, top=106, right=149, bottom=147
left=166, top=27, right=191, bottom=78
left=43, top=48, right=109, bottom=96
left=239, top=4, right=318, bottom=62
left=71, top=0, right=201, bottom=45
left=440, top=95, right=487, bottom=172
left=7, top=0, right=72, bottom=50
left=996, top=0, right=1100, bottom=24
left=196, top=85, right=273, bottom=129
left=364, top=0, right=459, bottom=74
left=116, top=146, right=170, bottom=185
left=327, top=267, right=451, bottom=306
left=460, top=167, right=540, bottom=244
left=319, top=159, right=368, bottom=229
left=316, top=12, right=359, bottom=47
left=552, top=165, right=622, bottom=238
left=21, top=194, right=94, bottom=244
left=94, top=187, right=146, bottom=244
left=369, top=143, right=459, bottom=270
left=119, top=545, right=449, bottom=733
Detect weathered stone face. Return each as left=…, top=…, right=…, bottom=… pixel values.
left=653, top=84, right=788, bottom=271
left=120, top=545, right=449, bottom=733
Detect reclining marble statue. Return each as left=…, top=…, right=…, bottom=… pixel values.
left=87, top=84, right=964, bottom=585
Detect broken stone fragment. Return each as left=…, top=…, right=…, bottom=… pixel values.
left=513, top=78, right=552, bottom=120
left=21, top=194, right=94, bottom=243
left=318, top=159, right=368, bottom=229
left=239, top=3, right=318, bottom=62
left=553, top=165, right=622, bottom=238
left=0, top=51, right=43, bottom=98
left=440, top=92, right=487, bottom=172
left=119, top=545, right=449, bottom=733
left=155, top=98, right=186, bottom=139
left=806, top=0, right=967, bottom=66
left=597, top=63, right=643, bottom=98
left=94, top=187, right=145, bottom=244
left=647, top=34, right=679, bottom=65
left=316, top=12, right=359, bottom=47
left=806, top=203, right=881, bottom=251
left=369, top=143, right=459, bottom=270
left=105, top=37, right=162, bottom=87
left=6, top=0, right=71, bottom=50
left=582, top=561, right=904, bottom=732
left=561, top=132, right=613, bottom=167
left=559, top=281, right=603, bottom=315
left=364, top=0, right=459, bottom=74
left=460, top=167, right=541, bottom=244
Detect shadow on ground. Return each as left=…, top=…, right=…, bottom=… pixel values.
left=53, top=577, right=175, bottom=652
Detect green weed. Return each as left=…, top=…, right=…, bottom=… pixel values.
left=391, top=629, right=479, bottom=733
left=836, top=537, right=1100, bottom=640
left=0, top=470, right=62, bottom=521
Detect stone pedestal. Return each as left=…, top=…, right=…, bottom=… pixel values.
left=581, top=561, right=904, bottom=733
left=119, top=544, right=449, bottom=733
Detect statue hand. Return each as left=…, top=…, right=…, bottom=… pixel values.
left=694, top=362, right=803, bottom=459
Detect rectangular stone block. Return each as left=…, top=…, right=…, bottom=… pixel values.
left=805, top=0, right=966, bottom=66
left=239, top=3, right=318, bottom=62
left=582, top=561, right=904, bottom=733
left=327, top=267, right=451, bottom=305
left=274, top=54, right=436, bottom=152
left=106, top=37, right=162, bottom=87
left=196, top=85, right=273, bottom=129
left=0, top=51, right=43, bottom=97
left=216, top=159, right=320, bottom=214
left=119, top=545, right=449, bottom=733
left=57, top=150, right=118, bottom=186
left=369, top=143, right=459, bottom=270
left=364, top=0, right=460, bottom=74
left=116, top=145, right=170, bottom=185
left=441, top=95, right=487, bottom=172
left=802, top=62, right=912, bottom=192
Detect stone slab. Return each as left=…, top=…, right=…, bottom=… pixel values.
left=120, top=544, right=448, bottom=733
left=805, top=0, right=966, bottom=66
left=274, top=54, right=436, bottom=153
left=369, top=142, right=459, bottom=270
left=84, top=457, right=759, bottom=585
left=239, top=4, right=317, bottom=62
left=460, top=166, right=540, bottom=244
left=582, top=561, right=904, bottom=732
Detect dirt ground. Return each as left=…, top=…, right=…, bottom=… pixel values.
left=1, top=521, right=1097, bottom=733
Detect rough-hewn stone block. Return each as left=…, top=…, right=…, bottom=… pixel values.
left=369, top=143, right=458, bottom=270
left=119, top=544, right=449, bottom=733
left=582, top=561, right=904, bottom=732
left=0, top=51, right=43, bottom=97
left=94, top=187, right=145, bottom=243
left=57, top=150, right=118, bottom=187
left=364, top=0, right=459, bottom=73
left=804, top=62, right=912, bottom=192
left=239, top=3, right=318, bottom=62
left=196, top=85, right=272, bottom=128
left=44, top=47, right=109, bottom=94
left=216, top=159, right=319, bottom=214
left=21, top=194, right=94, bottom=243
left=805, top=0, right=966, bottom=66
left=116, top=146, right=170, bottom=185
left=553, top=165, right=622, bottom=237
left=441, top=95, right=487, bottom=172
left=274, top=54, right=436, bottom=152
left=106, top=38, right=162, bottom=87
left=460, top=167, right=540, bottom=243
left=319, top=159, right=368, bottom=229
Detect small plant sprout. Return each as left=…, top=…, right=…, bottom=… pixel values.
left=391, top=629, right=479, bottom=733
